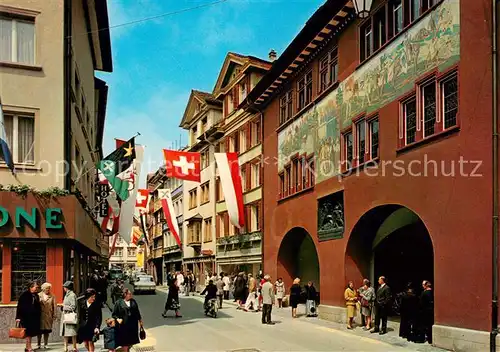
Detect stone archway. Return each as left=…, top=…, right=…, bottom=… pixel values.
left=277, top=227, right=320, bottom=291
left=345, top=205, right=434, bottom=309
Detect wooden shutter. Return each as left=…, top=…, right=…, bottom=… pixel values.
left=224, top=96, right=228, bottom=117
left=234, top=132, right=239, bottom=153
left=225, top=136, right=230, bottom=152
left=224, top=212, right=229, bottom=236
left=257, top=200, right=262, bottom=231
left=246, top=122, right=252, bottom=148
left=234, top=86, right=239, bottom=107
left=246, top=163, right=252, bottom=190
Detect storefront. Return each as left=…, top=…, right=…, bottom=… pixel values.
left=0, top=192, right=107, bottom=342
left=216, top=232, right=262, bottom=277
left=183, top=254, right=215, bottom=292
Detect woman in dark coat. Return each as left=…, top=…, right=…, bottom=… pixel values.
left=162, top=281, right=182, bottom=318
left=113, top=288, right=143, bottom=352
left=233, top=273, right=246, bottom=308
left=77, top=288, right=102, bottom=351
left=289, top=278, right=302, bottom=318
left=16, top=281, right=41, bottom=352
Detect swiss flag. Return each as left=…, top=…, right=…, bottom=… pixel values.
left=163, top=149, right=201, bottom=182
left=135, top=189, right=150, bottom=213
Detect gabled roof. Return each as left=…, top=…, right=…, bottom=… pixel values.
left=179, top=90, right=222, bottom=129
left=212, top=52, right=271, bottom=97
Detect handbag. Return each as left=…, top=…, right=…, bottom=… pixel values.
left=139, top=326, right=146, bottom=340
left=360, top=297, right=370, bottom=307
left=63, top=311, right=77, bottom=325
left=9, top=322, right=26, bottom=339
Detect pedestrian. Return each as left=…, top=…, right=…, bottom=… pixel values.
left=261, top=275, right=275, bottom=325
left=111, top=279, right=122, bottom=305
left=77, top=288, right=102, bottom=352
left=358, top=279, right=375, bottom=330
left=177, top=271, right=185, bottom=295
left=216, top=274, right=225, bottom=309
left=99, top=318, right=118, bottom=352
left=275, top=278, right=285, bottom=308
left=37, top=282, right=57, bottom=349
left=61, top=281, right=78, bottom=352
left=184, top=271, right=191, bottom=296
left=344, top=281, right=357, bottom=329
left=257, top=276, right=266, bottom=311
left=113, top=288, right=144, bottom=352
left=99, top=271, right=109, bottom=307
left=162, top=280, right=182, bottom=318
left=244, top=274, right=257, bottom=311
left=223, top=272, right=230, bottom=300
left=16, top=281, right=41, bottom=352
left=305, top=281, right=318, bottom=317
left=371, top=276, right=392, bottom=335
left=399, top=283, right=419, bottom=340
left=415, top=280, right=434, bottom=344
left=234, top=272, right=246, bottom=309
left=290, top=278, right=302, bottom=318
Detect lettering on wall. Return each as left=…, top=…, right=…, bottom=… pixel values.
left=277, top=0, right=460, bottom=184
left=0, top=207, right=63, bottom=230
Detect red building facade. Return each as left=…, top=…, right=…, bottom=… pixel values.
left=244, top=0, right=495, bottom=350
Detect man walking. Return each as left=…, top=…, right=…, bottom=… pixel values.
left=261, top=275, right=274, bottom=325
left=371, top=276, right=392, bottom=335
left=185, top=270, right=192, bottom=296
left=216, top=274, right=225, bottom=309
left=223, top=273, right=230, bottom=300
left=244, top=274, right=257, bottom=311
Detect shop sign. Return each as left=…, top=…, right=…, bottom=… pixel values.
left=0, top=206, right=63, bottom=229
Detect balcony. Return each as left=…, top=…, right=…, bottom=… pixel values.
left=187, top=235, right=202, bottom=247
left=203, top=121, right=225, bottom=142
left=217, top=231, right=262, bottom=245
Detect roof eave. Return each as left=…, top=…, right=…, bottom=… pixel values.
left=94, top=0, right=113, bottom=72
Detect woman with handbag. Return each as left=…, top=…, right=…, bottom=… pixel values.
left=37, top=282, right=57, bottom=349
left=61, top=281, right=78, bottom=352
left=113, top=288, right=144, bottom=352
left=15, top=281, right=41, bottom=352
left=344, top=281, right=358, bottom=329
left=77, top=288, right=102, bottom=352
left=358, top=279, right=375, bottom=330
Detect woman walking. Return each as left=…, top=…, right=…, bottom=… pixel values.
left=344, top=281, right=358, bottom=329
left=358, top=279, right=375, bottom=330
left=113, top=288, right=144, bottom=352
left=61, top=281, right=78, bottom=352
left=275, top=278, right=285, bottom=308
left=162, top=280, right=182, bottom=318
left=77, top=289, right=102, bottom=352
left=233, top=273, right=246, bottom=308
left=16, top=281, right=41, bottom=352
left=289, top=278, right=302, bottom=318
left=305, top=281, right=318, bottom=317
left=37, top=282, right=57, bottom=349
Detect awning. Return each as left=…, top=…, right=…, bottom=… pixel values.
left=216, top=254, right=262, bottom=265
left=185, top=213, right=203, bottom=222
left=183, top=256, right=215, bottom=264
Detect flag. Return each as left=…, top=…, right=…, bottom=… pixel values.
left=163, top=149, right=201, bottom=182
left=117, top=144, right=144, bottom=243
left=139, top=212, right=149, bottom=245
left=0, top=102, right=14, bottom=173
left=158, top=189, right=182, bottom=247
left=135, top=189, right=150, bottom=213
left=97, top=137, right=136, bottom=202
left=215, top=153, right=244, bottom=229
left=131, top=225, right=143, bottom=246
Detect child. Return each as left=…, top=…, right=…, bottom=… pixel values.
left=100, top=318, right=117, bottom=352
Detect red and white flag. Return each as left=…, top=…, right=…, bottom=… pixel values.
left=214, top=153, right=244, bottom=229
left=135, top=189, right=150, bottom=214
left=158, top=189, right=182, bottom=247
left=163, top=149, right=201, bottom=182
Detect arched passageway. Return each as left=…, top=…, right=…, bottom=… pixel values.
left=346, top=205, right=434, bottom=313
left=277, top=227, right=320, bottom=292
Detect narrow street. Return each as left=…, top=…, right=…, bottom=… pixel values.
left=133, top=288, right=443, bottom=352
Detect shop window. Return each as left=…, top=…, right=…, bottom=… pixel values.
left=11, top=243, right=46, bottom=301
left=297, top=71, right=313, bottom=111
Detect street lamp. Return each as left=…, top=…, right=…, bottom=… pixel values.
left=352, top=0, right=373, bottom=19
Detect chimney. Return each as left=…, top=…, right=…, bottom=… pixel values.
left=268, top=49, right=277, bottom=62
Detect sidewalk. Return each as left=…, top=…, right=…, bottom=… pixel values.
left=0, top=304, right=155, bottom=352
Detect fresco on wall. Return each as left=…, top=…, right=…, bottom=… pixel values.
left=277, top=0, right=460, bottom=184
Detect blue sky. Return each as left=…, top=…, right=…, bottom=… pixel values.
left=100, top=0, right=324, bottom=183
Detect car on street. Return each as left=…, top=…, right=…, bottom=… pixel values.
left=133, top=275, right=156, bottom=294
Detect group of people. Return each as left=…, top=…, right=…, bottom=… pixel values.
left=344, top=276, right=434, bottom=344
left=15, top=279, right=145, bottom=352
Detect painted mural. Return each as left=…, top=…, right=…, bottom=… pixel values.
left=277, top=0, right=460, bottom=184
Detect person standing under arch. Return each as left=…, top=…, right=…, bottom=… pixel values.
left=371, top=276, right=392, bottom=335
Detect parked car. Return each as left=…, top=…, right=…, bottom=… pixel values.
left=133, top=275, right=156, bottom=294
